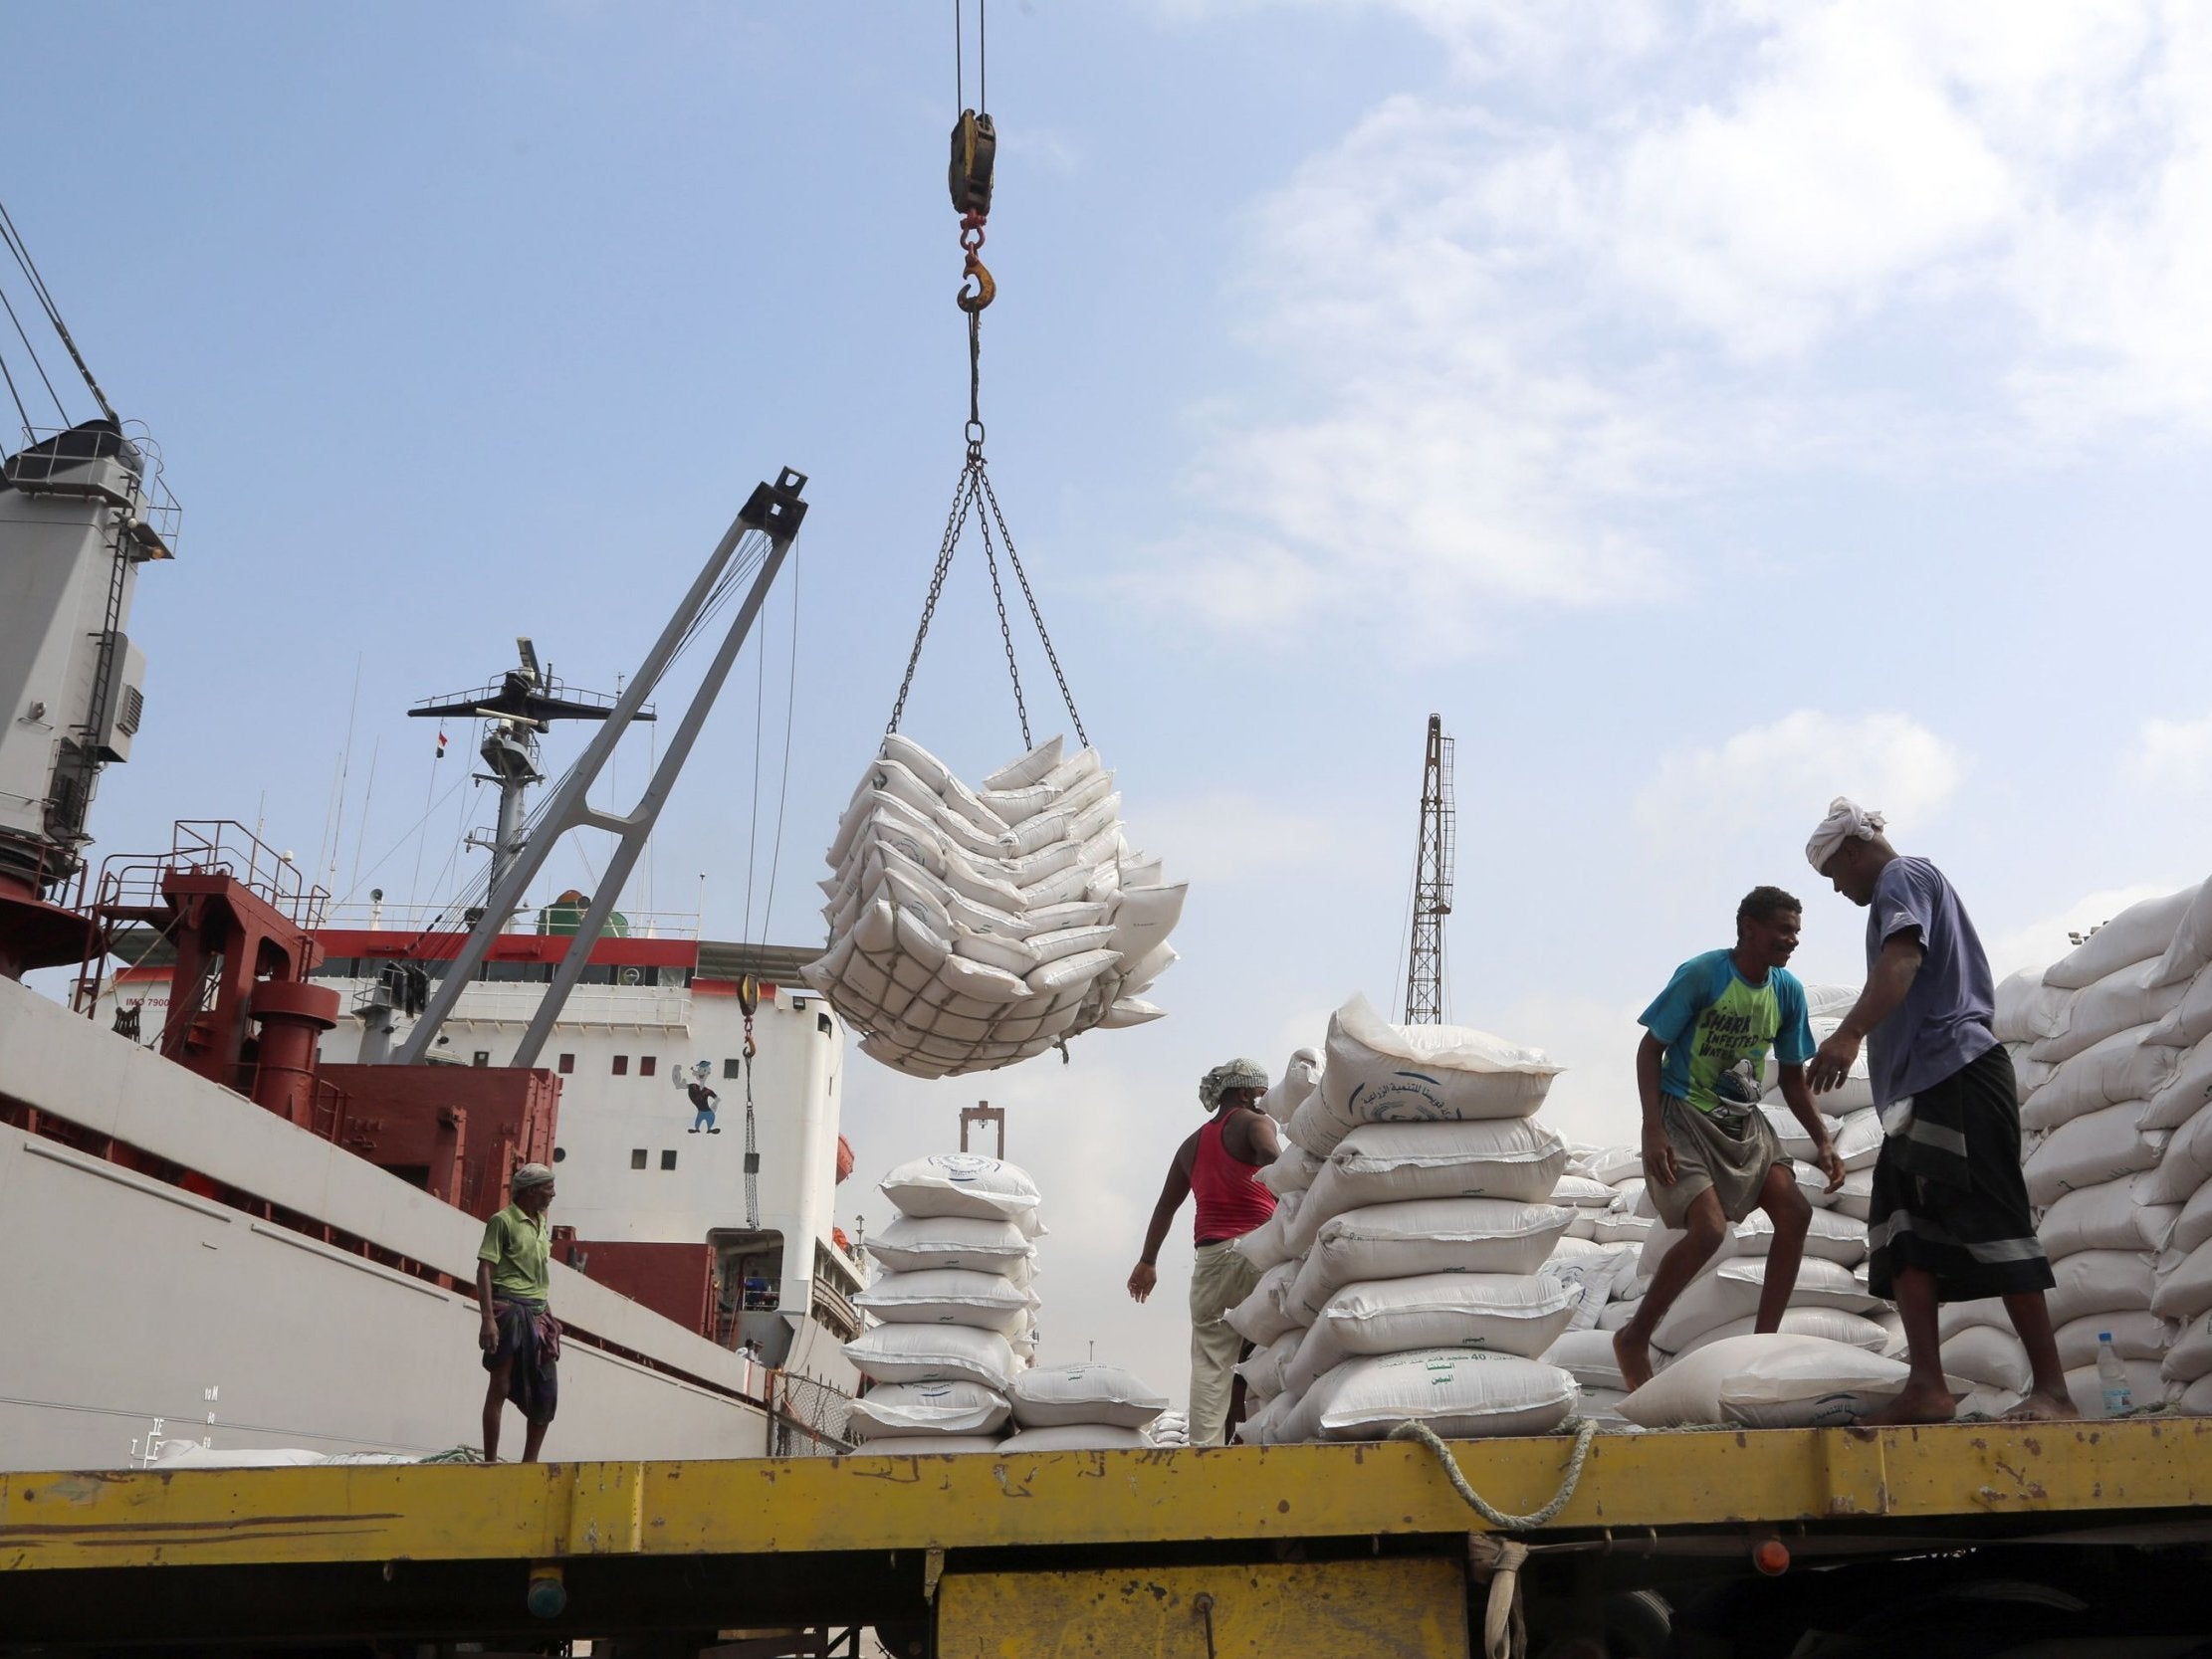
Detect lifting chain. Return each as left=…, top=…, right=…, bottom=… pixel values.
left=739, top=974, right=762, bottom=1229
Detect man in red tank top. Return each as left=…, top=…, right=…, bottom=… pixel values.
left=1127, top=1058, right=1280, bottom=1446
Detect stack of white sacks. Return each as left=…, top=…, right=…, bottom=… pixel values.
left=804, top=733, right=1185, bottom=1078
left=845, top=1152, right=1174, bottom=1452
left=845, top=1153, right=1044, bottom=1452
left=1969, top=877, right=2212, bottom=1417
left=1228, top=995, right=1590, bottom=1445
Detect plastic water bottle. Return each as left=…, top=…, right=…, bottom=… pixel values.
left=2098, top=1332, right=2132, bottom=1417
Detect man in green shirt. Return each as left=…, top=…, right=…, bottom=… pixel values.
left=477, top=1162, right=559, bottom=1462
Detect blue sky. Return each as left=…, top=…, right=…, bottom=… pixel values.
left=9, top=2, right=2211, bottom=1397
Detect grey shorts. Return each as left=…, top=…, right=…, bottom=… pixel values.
left=1650, top=1096, right=1789, bottom=1229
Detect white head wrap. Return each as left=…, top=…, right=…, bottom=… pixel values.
left=1199, top=1058, right=1270, bottom=1111
left=1806, top=797, right=1886, bottom=873
left=511, top=1161, right=556, bottom=1191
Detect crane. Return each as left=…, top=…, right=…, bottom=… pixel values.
left=1402, top=714, right=1454, bottom=1024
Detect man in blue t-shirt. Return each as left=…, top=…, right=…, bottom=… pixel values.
left=1807, top=798, right=2066, bottom=1423
left=1614, top=886, right=1845, bottom=1390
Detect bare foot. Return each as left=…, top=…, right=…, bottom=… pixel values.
left=1860, top=1380, right=1959, bottom=1426
left=1613, top=1327, right=1655, bottom=1391
left=1999, top=1390, right=2076, bottom=1422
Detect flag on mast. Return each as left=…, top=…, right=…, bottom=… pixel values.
left=436, top=729, right=448, bottom=758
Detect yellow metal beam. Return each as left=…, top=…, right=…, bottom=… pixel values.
left=936, top=1558, right=1469, bottom=1659
left=4, top=1420, right=2210, bottom=1575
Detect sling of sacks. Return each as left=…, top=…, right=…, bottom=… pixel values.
left=804, top=734, right=1186, bottom=1079
left=844, top=1154, right=1172, bottom=1451
left=1225, top=995, right=1592, bottom=1445
left=1961, top=876, right=2212, bottom=1417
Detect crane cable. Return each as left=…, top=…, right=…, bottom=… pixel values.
left=885, top=2, right=1088, bottom=750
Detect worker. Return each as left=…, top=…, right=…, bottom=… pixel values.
left=476, top=1161, right=560, bottom=1462
left=1614, top=887, right=1846, bottom=1390
left=1127, top=1058, right=1280, bottom=1446
left=1807, top=798, right=2070, bottom=1422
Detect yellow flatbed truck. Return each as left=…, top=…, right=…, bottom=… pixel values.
left=5, top=1420, right=2212, bottom=1657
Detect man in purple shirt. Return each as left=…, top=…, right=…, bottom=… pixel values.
left=1806, top=798, right=2068, bottom=1423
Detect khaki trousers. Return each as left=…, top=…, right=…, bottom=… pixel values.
left=1188, top=1238, right=1260, bottom=1447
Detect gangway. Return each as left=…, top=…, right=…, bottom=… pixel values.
left=6, top=1420, right=2212, bottom=1655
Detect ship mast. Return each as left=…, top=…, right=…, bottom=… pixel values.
left=406, top=639, right=642, bottom=917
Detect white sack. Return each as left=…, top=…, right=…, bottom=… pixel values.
left=1619, top=1334, right=1911, bottom=1429
left=1637, top=1224, right=1742, bottom=1280
left=997, top=1424, right=1153, bottom=1452
left=2173, top=1179, right=2212, bottom=1259
left=1726, top=1207, right=1869, bottom=1268
left=1543, top=1329, right=1629, bottom=1392
left=1545, top=1239, right=1643, bottom=1328
left=847, top=1380, right=1011, bottom=1440
left=2153, top=1236, right=2212, bottom=1322
left=855, top=1268, right=1032, bottom=1334
left=2148, top=879, right=2212, bottom=989
left=1311, top=1271, right=1579, bottom=1365
left=1653, top=1257, right=1878, bottom=1352
left=1292, top=1119, right=1569, bottom=1253
left=2020, top=1030, right=2179, bottom=1133
left=1941, top=1325, right=2032, bottom=1393
left=1235, top=1329, right=1302, bottom=1403
left=2043, top=1249, right=2155, bottom=1329
left=2031, top=966, right=2190, bottom=1067
left=2055, top=1310, right=2168, bottom=1369
left=1230, top=1189, right=1304, bottom=1276
left=1258, top=1049, right=1322, bottom=1126
left=2043, top=886, right=2199, bottom=990
left=2163, top=1311, right=2212, bottom=1384
left=1224, top=1260, right=1304, bottom=1347
left=2037, top=1179, right=2178, bottom=1258
left=1291, top=1197, right=1573, bottom=1316
left=2140, top=1098, right=2212, bottom=1205
left=2149, top=972, right=2212, bottom=1052
left=844, top=1323, right=1018, bottom=1388
left=880, top=1154, right=1044, bottom=1225
left=1586, top=1146, right=1643, bottom=1185
left=2024, top=1102, right=2163, bottom=1207
left=1830, top=1167, right=1877, bottom=1221
left=1291, top=994, right=1561, bottom=1155
left=1259, top=1142, right=1324, bottom=1198
left=1669, top=1309, right=1891, bottom=1356
left=865, top=1213, right=1033, bottom=1275
left=1007, top=1362, right=1168, bottom=1429
left=1297, top=1348, right=1578, bottom=1443
left=1995, top=967, right=2072, bottom=1044
left=1550, top=1174, right=1619, bottom=1208
left=2142, top=1031, right=2212, bottom=1133
left=1937, top=1297, right=2012, bottom=1341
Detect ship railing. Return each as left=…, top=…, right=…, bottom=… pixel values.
left=5, top=421, right=181, bottom=550
left=315, top=900, right=702, bottom=940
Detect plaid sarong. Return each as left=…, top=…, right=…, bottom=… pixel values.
left=485, top=1297, right=561, bottom=1424
left=1866, top=1044, right=2054, bottom=1303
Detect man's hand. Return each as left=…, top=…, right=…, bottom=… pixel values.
left=1127, top=1262, right=1158, bottom=1303
left=1808, top=1030, right=1861, bottom=1094
left=479, top=1314, right=500, bottom=1353
left=1643, top=1129, right=1677, bottom=1188
left=1815, top=1141, right=1846, bottom=1194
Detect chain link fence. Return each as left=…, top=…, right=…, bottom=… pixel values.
left=770, top=1370, right=854, bottom=1458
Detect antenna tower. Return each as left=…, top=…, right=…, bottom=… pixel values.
left=1403, top=714, right=1454, bottom=1024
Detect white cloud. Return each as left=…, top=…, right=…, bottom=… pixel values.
left=2124, top=711, right=2212, bottom=794
left=1635, top=710, right=1965, bottom=843
left=1142, top=1, right=2212, bottom=636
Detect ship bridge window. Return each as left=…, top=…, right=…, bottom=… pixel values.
left=612, top=1055, right=628, bottom=1076
left=484, top=960, right=553, bottom=983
